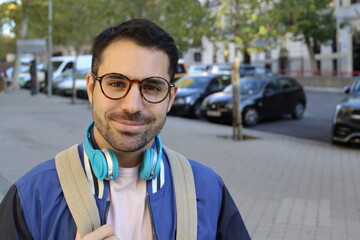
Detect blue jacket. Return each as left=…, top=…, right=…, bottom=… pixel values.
left=0, top=144, right=251, bottom=240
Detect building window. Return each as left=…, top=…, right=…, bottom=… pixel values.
left=351, top=0, right=360, bottom=4
left=332, top=34, right=337, bottom=53
left=265, top=49, right=271, bottom=59
left=332, top=59, right=337, bottom=76
left=194, top=52, right=202, bottom=62
left=313, top=41, right=321, bottom=54
left=316, top=60, right=321, bottom=75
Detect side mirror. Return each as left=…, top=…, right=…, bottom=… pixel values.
left=343, top=85, right=351, bottom=94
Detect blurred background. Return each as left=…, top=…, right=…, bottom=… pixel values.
left=0, top=0, right=359, bottom=147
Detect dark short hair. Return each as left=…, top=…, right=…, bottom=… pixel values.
left=91, top=19, right=179, bottom=81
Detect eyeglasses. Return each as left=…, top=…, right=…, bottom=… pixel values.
left=91, top=72, right=175, bottom=103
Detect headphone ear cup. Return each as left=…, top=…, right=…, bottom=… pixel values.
left=140, top=148, right=154, bottom=180
left=90, top=150, right=109, bottom=180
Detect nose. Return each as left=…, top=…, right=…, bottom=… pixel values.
left=120, top=81, right=144, bottom=113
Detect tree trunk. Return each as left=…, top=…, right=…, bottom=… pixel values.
left=243, top=50, right=251, bottom=64
left=212, top=42, right=218, bottom=64
left=71, top=50, right=79, bottom=104
left=12, top=0, right=30, bottom=90
left=304, top=36, right=317, bottom=75
left=232, top=51, right=243, bottom=141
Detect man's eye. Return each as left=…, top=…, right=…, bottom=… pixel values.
left=143, top=83, right=162, bottom=92
left=107, top=79, right=128, bottom=88
left=110, top=81, right=126, bottom=87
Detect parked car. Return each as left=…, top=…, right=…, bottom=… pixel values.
left=170, top=73, right=231, bottom=118
left=206, top=64, right=232, bottom=74
left=6, top=64, right=45, bottom=88
left=174, top=59, right=188, bottom=82
left=188, top=64, right=207, bottom=74
left=201, top=75, right=307, bottom=126
left=50, top=55, right=92, bottom=80
left=239, top=64, right=273, bottom=77
left=55, top=68, right=89, bottom=96
left=332, top=76, right=360, bottom=145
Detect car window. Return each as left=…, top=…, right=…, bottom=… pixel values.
left=240, top=78, right=264, bottom=95
left=219, top=66, right=231, bottom=72
left=176, top=63, right=186, bottom=74
left=63, top=62, right=74, bottom=72
left=52, top=61, right=63, bottom=71
left=175, top=76, right=210, bottom=89
left=224, top=78, right=264, bottom=96
left=352, top=77, right=360, bottom=92
left=207, top=78, right=222, bottom=92
left=266, top=80, right=280, bottom=92
left=278, top=78, right=296, bottom=90
left=255, top=67, right=266, bottom=75
left=219, top=75, right=231, bottom=88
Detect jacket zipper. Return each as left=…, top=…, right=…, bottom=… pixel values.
left=104, top=201, right=111, bottom=224
left=146, top=196, right=158, bottom=240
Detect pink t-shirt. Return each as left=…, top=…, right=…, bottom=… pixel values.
left=107, top=166, right=153, bottom=240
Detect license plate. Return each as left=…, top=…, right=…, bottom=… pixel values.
left=206, top=110, right=221, bottom=117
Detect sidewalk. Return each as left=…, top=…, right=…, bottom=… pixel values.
left=1, top=89, right=359, bottom=240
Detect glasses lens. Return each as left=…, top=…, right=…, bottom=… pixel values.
left=101, top=73, right=130, bottom=99
left=141, top=77, right=169, bottom=103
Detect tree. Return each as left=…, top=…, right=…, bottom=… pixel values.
left=216, top=0, right=272, bottom=64
left=271, top=0, right=336, bottom=74
left=213, top=0, right=273, bottom=140
left=52, top=0, right=105, bottom=103
left=101, top=0, right=213, bottom=55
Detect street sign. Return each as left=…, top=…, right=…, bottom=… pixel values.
left=17, top=39, right=46, bottom=53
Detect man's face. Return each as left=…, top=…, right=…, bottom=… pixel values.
left=86, top=39, right=177, bottom=154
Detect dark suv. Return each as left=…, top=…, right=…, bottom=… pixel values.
left=332, top=76, right=360, bottom=145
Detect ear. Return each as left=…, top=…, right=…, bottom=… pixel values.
left=167, top=86, right=178, bottom=113
left=86, top=73, right=95, bottom=104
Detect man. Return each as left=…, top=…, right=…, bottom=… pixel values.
left=0, top=19, right=251, bottom=240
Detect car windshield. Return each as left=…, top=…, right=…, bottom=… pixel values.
left=224, top=78, right=264, bottom=96
left=52, top=61, right=63, bottom=70
left=175, top=76, right=211, bottom=89
left=353, top=78, right=360, bottom=92
left=218, top=66, right=231, bottom=72
left=61, top=69, right=88, bottom=78
left=176, top=63, right=186, bottom=74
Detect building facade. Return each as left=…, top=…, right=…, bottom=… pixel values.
left=183, top=0, right=360, bottom=77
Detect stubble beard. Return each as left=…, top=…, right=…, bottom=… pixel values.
left=92, top=107, right=166, bottom=153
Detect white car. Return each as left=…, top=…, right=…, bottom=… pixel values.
left=55, top=68, right=88, bottom=96
left=6, top=64, right=45, bottom=88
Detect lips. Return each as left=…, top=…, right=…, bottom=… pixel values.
left=108, top=112, right=153, bottom=133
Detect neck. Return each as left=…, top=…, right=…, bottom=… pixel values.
left=114, top=150, right=143, bottom=168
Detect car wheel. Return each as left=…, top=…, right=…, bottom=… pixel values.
left=191, top=101, right=202, bottom=119
left=243, top=107, right=259, bottom=126
left=292, top=102, right=305, bottom=119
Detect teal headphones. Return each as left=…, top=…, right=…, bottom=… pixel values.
left=83, top=121, right=163, bottom=181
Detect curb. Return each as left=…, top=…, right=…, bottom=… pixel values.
left=304, top=86, right=344, bottom=93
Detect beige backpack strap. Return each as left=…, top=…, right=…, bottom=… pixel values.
left=55, top=144, right=101, bottom=238
left=163, top=146, right=198, bottom=240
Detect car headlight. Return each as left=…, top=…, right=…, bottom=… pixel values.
left=185, top=96, right=194, bottom=104
left=333, top=104, right=351, bottom=123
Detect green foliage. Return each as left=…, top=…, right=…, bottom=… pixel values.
left=1, top=0, right=212, bottom=57
left=100, top=0, right=214, bottom=54
left=271, top=0, right=336, bottom=46
left=215, top=0, right=274, bottom=61
left=52, top=0, right=104, bottom=52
